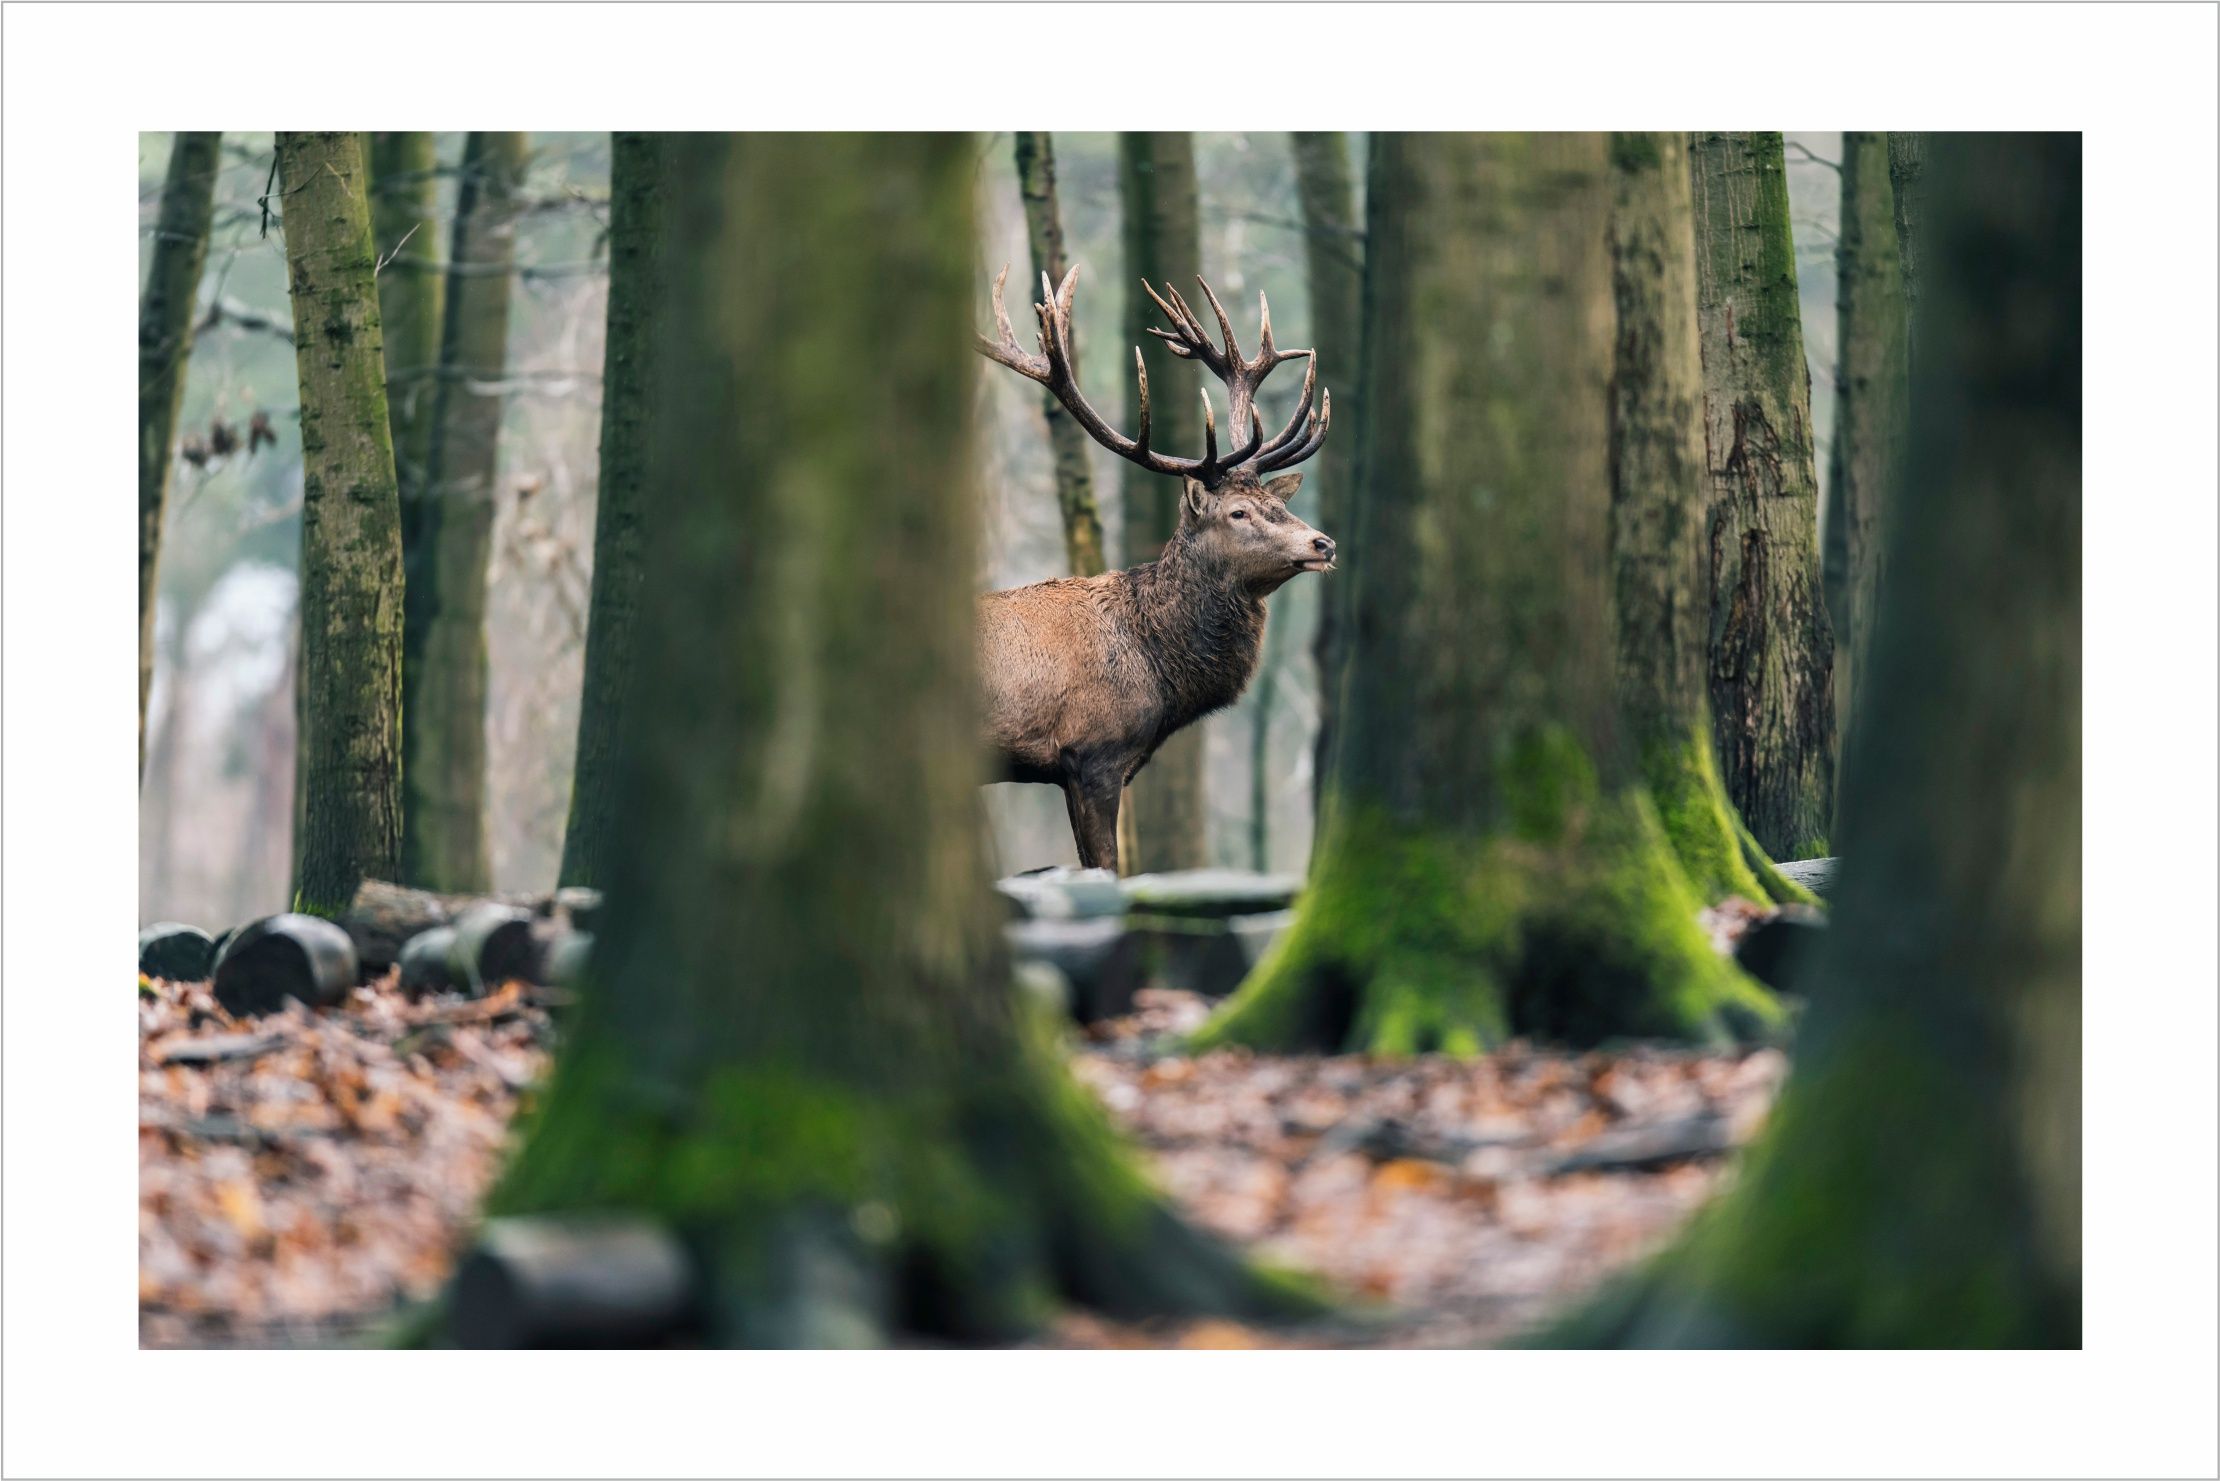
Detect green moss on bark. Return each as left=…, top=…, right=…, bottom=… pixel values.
left=1198, top=745, right=1778, bottom=1056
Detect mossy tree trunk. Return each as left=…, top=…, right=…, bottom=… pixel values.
left=139, top=131, right=220, bottom=776
left=1290, top=130, right=1365, bottom=811
left=1198, top=133, right=1776, bottom=1057
left=560, top=133, right=665, bottom=889
left=1013, top=131, right=1106, bottom=580
left=1688, top=131, right=1836, bottom=861
left=402, top=131, right=525, bottom=891
left=484, top=134, right=1301, bottom=1346
left=1559, top=134, right=2080, bottom=1347
left=1118, top=132, right=1209, bottom=872
left=1823, top=132, right=1909, bottom=809
left=367, top=132, right=445, bottom=510
left=276, top=132, right=405, bottom=916
left=1607, top=133, right=1812, bottom=908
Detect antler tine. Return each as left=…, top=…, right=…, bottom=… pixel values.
left=975, top=265, right=1051, bottom=379
left=1254, top=353, right=1319, bottom=459
left=1256, top=290, right=1275, bottom=359
left=1195, top=277, right=1243, bottom=365
left=1132, top=347, right=1151, bottom=456
left=1258, top=388, right=1332, bottom=472
left=1198, top=386, right=1218, bottom=469
left=1162, top=283, right=1221, bottom=362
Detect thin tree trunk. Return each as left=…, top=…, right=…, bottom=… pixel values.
left=275, top=132, right=405, bottom=916
left=480, top=134, right=1302, bottom=1346
left=1200, top=133, right=1776, bottom=1056
left=1012, top=131, right=1106, bottom=580
left=1607, top=132, right=1812, bottom=907
left=560, top=133, right=665, bottom=889
left=403, top=131, right=525, bottom=891
left=139, top=131, right=220, bottom=776
left=1688, top=131, right=1836, bottom=860
left=1885, top=131, right=1929, bottom=338
left=367, top=132, right=445, bottom=509
left=1563, top=133, right=2080, bottom=1347
left=1290, top=131, right=1364, bottom=810
left=1118, top=132, right=1209, bottom=872
left=1823, top=132, right=1910, bottom=810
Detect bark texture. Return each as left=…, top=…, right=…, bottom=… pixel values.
left=1823, top=132, right=1909, bottom=800
left=1117, top=132, right=1209, bottom=871
left=1561, top=133, right=2081, bottom=1347
left=1885, top=131, right=1929, bottom=337
left=1290, top=130, right=1365, bottom=813
left=1688, top=132, right=1835, bottom=860
left=368, top=132, right=445, bottom=507
left=560, top=132, right=665, bottom=888
left=1607, top=133, right=1811, bottom=907
left=276, top=132, right=405, bottom=916
left=139, top=131, right=221, bottom=774
left=403, top=132, right=526, bottom=891
left=483, top=134, right=1303, bottom=1346
left=1199, top=133, right=1776, bottom=1056
left=1013, top=131, right=1106, bottom=580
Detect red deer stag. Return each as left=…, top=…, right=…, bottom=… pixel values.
left=976, top=265, right=1335, bottom=873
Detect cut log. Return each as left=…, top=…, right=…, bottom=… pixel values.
left=552, top=886, right=603, bottom=933
left=1774, top=855, right=1838, bottom=899
left=397, top=926, right=463, bottom=997
left=541, top=930, right=593, bottom=989
left=139, top=922, right=216, bottom=981
left=342, top=879, right=546, bottom=973
left=447, top=903, right=538, bottom=996
left=211, top=914, right=359, bottom=1018
left=1120, top=868, right=1301, bottom=919
left=449, top=1216, right=699, bottom=1348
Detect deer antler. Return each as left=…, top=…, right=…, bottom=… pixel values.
left=976, top=265, right=1331, bottom=486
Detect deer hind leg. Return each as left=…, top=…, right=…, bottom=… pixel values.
left=1061, top=769, right=1123, bottom=873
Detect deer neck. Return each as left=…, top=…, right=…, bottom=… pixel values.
left=1125, top=537, right=1267, bottom=729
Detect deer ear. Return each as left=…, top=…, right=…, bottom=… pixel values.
left=1180, top=475, right=1213, bottom=521
left=1263, top=472, right=1304, bottom=504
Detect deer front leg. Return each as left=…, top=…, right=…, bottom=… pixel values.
left=1061, top=770, right=1123, bottom=873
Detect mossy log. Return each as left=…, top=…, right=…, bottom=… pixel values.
left=212, top=914, right=359, bottom=1017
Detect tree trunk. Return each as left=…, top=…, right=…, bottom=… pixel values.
left=1117, top=132, right=1209, bottom=872
left=139, top=131, right=220, bottom=776
left=479, top=134, right=1301, bottom=1346
left=1562, top=133, right=2080, bottom=1348
left=1290, top=131, right=1364, bottom=809
left=1012, top=131, right=1106, bottom=580
left=403, top=131, right=525, bottom=892
left=276, top=132, right=405, bottom=916
left=1688, top=131, right=1836, bottom=860
left=1198, top=133, right=1776, bottom=1056
left=1607, top=133, right=1813, bottom=907
left=367, top=132, right=445, bottom=509
left=1823, top=132, right=1909, bottom=811
left=560, top=132, right=664, bottom=889
left=1885, top=131, right=1929, bottom=337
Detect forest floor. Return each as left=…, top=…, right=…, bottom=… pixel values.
left=139, top=931, right=1785, bottom=1349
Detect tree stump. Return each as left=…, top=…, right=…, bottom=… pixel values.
left=212, top=914, right=358, bottom=1017
left=448, top=1216, right=699, bottom=1349
left=139, top=922, right=216, bottom=981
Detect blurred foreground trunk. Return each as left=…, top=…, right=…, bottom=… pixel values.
left=139, top=131, right=220, bottom=775
left=477, top=134, right=1304, bottom=1347
left=275, top=132, right=405, bottom=916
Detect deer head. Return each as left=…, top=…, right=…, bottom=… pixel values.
left=976, top=265, right=1334, bottom=492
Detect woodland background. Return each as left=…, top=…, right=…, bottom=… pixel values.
left=135, top=130, right=1852, bottom=921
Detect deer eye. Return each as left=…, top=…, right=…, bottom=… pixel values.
left=1229, top=508, right=1248, bottom=520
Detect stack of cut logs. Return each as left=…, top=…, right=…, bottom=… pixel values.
left=136, top=880, right=603, bottom=1019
